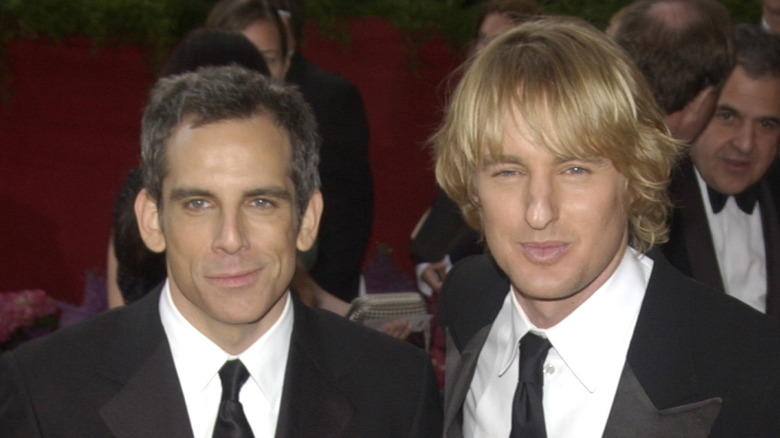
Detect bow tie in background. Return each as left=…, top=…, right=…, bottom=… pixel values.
left=707, top=185, right=759, bottom=214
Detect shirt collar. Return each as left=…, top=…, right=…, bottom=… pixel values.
left=497, top=248, right=651, bottom=392
left=159, top=280, right=293, bottom=406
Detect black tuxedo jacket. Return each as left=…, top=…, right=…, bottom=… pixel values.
left=286, top=52, right=373, bottom=302
left=0, top=288, right=442, bottom=437
left=440, top=253, right=780, bottom=437
left=662, top=158, right=780, bottom=319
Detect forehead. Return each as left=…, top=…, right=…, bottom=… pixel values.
left=241, top=19, right=282, bottom=51
left=165, top=114, right=291, bottom=179
left=719, top=67, right=780, bottom=117
left=480, top=13, right=515, bottom=38
left=484, top=104, right=602, bottom=161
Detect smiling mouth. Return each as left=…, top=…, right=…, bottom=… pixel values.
left=521, top=242, right=570, bottom=263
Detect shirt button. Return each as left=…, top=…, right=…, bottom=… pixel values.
left=543, top=363, right=555, bottom=375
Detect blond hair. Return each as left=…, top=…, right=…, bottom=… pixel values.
left=433, top=17, right=682, bottom=253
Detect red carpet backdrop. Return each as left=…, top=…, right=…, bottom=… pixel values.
left=0, top=19, right=462, bottom=305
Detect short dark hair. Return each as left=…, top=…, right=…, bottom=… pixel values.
left=160, top=28, right=270, bottom=77
left=612, top=0, right=734, bottom=114
left=206, top=0, right=288, bottom=56
left=734, top=24, right=780, bottom=79
left=140, top=66, right=320, bottom=220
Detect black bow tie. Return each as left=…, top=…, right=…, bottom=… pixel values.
left=707, top=185, right=759, bottom=214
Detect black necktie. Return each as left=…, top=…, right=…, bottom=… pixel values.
left=213, top=360, right=255, bottom=438
left=510, top=332, right=552, bottom=438
left=707, top=185, right=758, bottom=214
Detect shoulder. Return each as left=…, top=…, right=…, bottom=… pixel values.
left=635, top=253, right=780, bottom=403
left=2, top=289, right=163, bottom=380
left=292, top=300, right=431, bottom=374
left=440, top=254, right=509, bottom=350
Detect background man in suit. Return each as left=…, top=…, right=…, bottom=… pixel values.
left=611, top=0, right=734, bottom=144
left=0, top=66, right=441, bottom=437
left=661, top=25, right=780, bottom=320
left=433, top=18, right=780, bottom=437
left=209, top=0, right=373, bottom=303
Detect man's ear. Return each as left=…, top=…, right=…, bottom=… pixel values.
left=135, top=189, right=166, bottom=253
left=677, top=85, right=717, bottom=142
left=296, top=190, right=323, bottom=252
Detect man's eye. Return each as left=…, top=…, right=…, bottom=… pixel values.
left=760, top=119, right=780, bottom=131
left=717, top=111, right=735, bottom=122
left=185, top=199, right=209, bottom=210
left=565, top=166, right=588, bottom=175
left=251, top=198, right=275, bottom=209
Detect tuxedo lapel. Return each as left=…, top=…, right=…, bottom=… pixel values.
left=275, top=300, right=353, bottom=438
left=626, top=254, right=703, bottom=408
left=97, top=288, right=193, bottom=438
left=604, top=364, right=721, bottom=438
left=100, top=340, right=193, bottom=438
left=758, top=181, right=780, bottom=319
left=672, top=160, right=725, bottom=292
left=606, top=253, right=726, bottom=436
left=443, top=325, right=492, bottom=438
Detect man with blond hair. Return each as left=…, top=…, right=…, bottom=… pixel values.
left=435, top=18, right=780, bottom=438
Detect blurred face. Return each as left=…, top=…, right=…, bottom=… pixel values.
left=476, top=109, right=630, bottom=326
left=137, top=114, right=320, bottom=349
left=690, top=66, right=780, bottom=195
left=242, top=19, right=289, bottom=80
left=474, top=12, right=515, bottom=53
left=766, top=0, right=780, bottom=14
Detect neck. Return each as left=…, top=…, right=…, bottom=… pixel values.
left=516, top=294, right=588, bottom=329
left=514, top=243, right=628, bottom=329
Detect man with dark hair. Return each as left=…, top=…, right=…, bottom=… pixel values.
left=0, top=66, right=442, bottom=437
left=662, top=24, right=780, bottom=320
left=206, top=0, right=290, bottom=79
left=435, top=17, right=780, bottom=437
left=612, top=0, right=734, bottom=142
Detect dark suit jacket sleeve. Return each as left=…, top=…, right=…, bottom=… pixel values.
left=288, top=55, right=373, bottom=301
left=410, top=191, right=481, bottom=264
left=0, top=352, right=43, bottom=437
left=407, top=355, right=444, bottom=438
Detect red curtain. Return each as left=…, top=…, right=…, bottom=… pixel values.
left=0, top=19, right=463, bottom=304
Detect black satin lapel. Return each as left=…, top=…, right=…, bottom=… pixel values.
left=275, top=339, right=353, bottom=438
left=604, top=364, right=720, bottom=438
left=99, top=340, right=193, bottom=438
left=678, top=161, right=725, bottom=292
left=443, top=325, right=491, bottom=438
left=759, top=181, right=780, bottom=319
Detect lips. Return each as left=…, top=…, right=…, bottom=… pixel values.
left=206, top=269, right=261, bottom=288
left=720, top=156, right=752, bottom=172
left=521, top=242, right=570, bottom=263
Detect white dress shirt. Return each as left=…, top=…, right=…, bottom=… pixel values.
left=159, top=281, right=293, bottom=438
left=463, top=248, right=651, bottom=438
left=695, top=169, right=767, bottom=312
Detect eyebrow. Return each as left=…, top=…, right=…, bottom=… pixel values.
left=481, top=153, right=605, bottom=168
left=716, top=104, right=740, bottom=114
left=481, top=154, right=523, bottom=168
left=718, top=103, right=780, bottom=124
left=168, top=187, right=293, bottom=202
